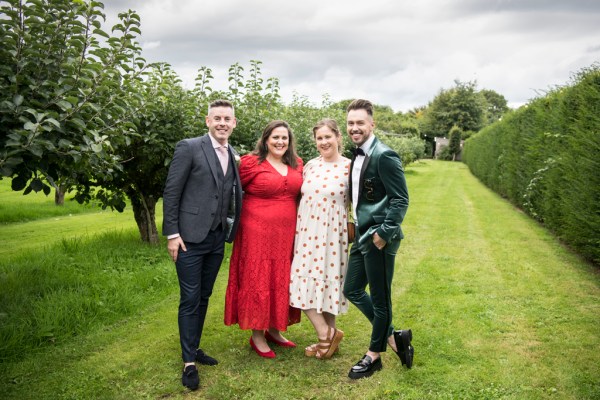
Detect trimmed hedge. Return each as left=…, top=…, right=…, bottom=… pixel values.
left=463, top=65, right=600, bottom=264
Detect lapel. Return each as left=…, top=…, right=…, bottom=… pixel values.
left=357, top=137, right=378, bottom=199
left=227, top=145, right=240, bottom=183
left=200, top=135, right=222, bottom=187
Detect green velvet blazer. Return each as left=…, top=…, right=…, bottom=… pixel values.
left=350, top=137, right=409, bottom=252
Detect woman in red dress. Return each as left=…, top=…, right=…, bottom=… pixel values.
left=224, top=120, right=303, bottom=358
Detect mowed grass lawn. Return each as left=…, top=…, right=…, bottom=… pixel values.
left=0, top=160, right=598, bottom=399
left=0, top=180, right=137, bottom=259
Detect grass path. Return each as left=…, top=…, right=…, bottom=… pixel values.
left=1, top=160, right=598, bottom=399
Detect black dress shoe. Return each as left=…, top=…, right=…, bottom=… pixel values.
left=348, top=355, right=383, bottom=379
left=182, top=365, right=199, bottom=390
left=393, top=329, right=414, bottom=369
left=196, top=348, right=218, bottom=366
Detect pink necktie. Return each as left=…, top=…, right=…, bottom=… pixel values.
left=216, top=146, right=228, bottom=174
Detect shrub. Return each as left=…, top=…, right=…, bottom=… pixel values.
left=463, top=64, right=600, bottom=263
left=437, top=145, right=454, bottom=161
left=379, top=134, right=426, bottom=167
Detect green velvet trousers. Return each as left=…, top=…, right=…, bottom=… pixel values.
left=343, top=239, right=400, bottom=352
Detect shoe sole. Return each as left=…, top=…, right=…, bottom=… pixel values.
left=305, top=346, right=339, bottom=357
left=183, top=382, right=199, bottom=391
left=347, top=361, right=383, bottom=380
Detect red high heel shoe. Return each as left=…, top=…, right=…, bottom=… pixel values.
left=249, top=337, right=276, bottom=358
left=265, top=331, right=297, bottom=348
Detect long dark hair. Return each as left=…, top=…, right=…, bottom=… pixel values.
left=253, top=120, right=299, bottom=168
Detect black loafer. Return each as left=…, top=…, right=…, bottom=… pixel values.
left=196, top=348, right=219, bottom=366
left=182, top=365, right=199, bottom=390
left=348, top=355, right=383, bottom=379
left=393, top=329, right=414, bottom=369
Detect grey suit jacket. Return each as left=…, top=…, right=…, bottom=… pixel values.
left=162, top=134, right=242, bottom=243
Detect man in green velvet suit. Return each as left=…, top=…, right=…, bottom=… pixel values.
left=343, top=99, right=414, bottom=379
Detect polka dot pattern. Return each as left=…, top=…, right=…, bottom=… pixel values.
left=290, top=156, right=351, bottom=315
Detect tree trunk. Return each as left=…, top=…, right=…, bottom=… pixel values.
left=129, top=192, right=159, bottom=244
left=54, top=184, right=66, bottom=205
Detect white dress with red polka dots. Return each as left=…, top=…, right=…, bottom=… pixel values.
left=290, top=156, right=351, bottom=315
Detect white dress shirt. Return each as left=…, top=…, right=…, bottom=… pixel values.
left=351, top=135, right=375, bottom=221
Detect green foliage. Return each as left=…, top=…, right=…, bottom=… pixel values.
left=437, top=145, right=454, bottom=161
left=97, top=64, right=200, bottom=242
left=378, top=133, right=426, bottom=167
left=398, top=120, right=420, bottom=137
left=372, top=104, right=415, bottom=135
left=463, top=64, right=600, bottom=263
left=215, top=60, right=284, bottom=154
left=216, top=65, right=348, bottom=163
left=0, top=0, right=147, bottom=199
left=332, top=99, right=419, bottom=138
left=480, top=88, right=509, bottom=124
left=0, top=0, right=435, bottom=243
left=448, top=125, right=462, bottom=160
left=419, top=80, right=508, bottom=138
left=461, top=129, right=477, bottom=140
left=280, top=93, right=347, bottom=162
left=0, top=178, right=96, bottom=223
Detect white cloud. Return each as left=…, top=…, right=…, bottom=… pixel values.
left=142, top=41, right=161, bottom=50
left=103, top=0, right=600, bottom=112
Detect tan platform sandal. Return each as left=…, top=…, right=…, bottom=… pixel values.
left=315, top=327, right=344, bottom=359
left=305, top=342, right=340, bottom=357
left=304, top=343, right=319, bottom=357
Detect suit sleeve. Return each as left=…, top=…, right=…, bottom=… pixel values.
left=162, top=140, right=193, bottom=236
left=377, top=150, right=409, bottom=242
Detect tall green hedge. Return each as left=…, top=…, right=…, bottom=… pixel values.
left=463, top=65, right=600, bottom=264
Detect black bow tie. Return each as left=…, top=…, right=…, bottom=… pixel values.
left=353, top=147, right=365, bottom=156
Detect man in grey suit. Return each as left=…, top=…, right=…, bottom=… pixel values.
left=162, top=99, right=242, bottom=390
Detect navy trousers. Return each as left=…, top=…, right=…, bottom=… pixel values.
left=175, top=227, right=226, bottom=362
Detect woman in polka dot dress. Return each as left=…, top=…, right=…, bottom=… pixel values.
left=290, top=118, right=351, bottom=359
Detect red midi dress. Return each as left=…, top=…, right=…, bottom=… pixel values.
left=224, top=154, right=303, bottom=331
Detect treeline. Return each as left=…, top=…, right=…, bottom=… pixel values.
left=5, top=0, right=584, bottom=255
left=0, top=1, right=424, bottom=244
left=463, top=65, right=600, bottom=264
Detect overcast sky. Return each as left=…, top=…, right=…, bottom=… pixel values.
left=103, top=0, right=600, bottom=112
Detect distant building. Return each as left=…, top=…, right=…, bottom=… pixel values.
left=434, top=137, right=464, bottom=160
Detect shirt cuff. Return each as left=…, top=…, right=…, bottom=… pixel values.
left=167, top=233, right=180, bottom=240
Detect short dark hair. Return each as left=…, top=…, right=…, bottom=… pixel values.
left=346, top=99, right=373, bottom=117
left=208, top=99, right=234, bottom=113
left=253, top=120, right=299, bottom=169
